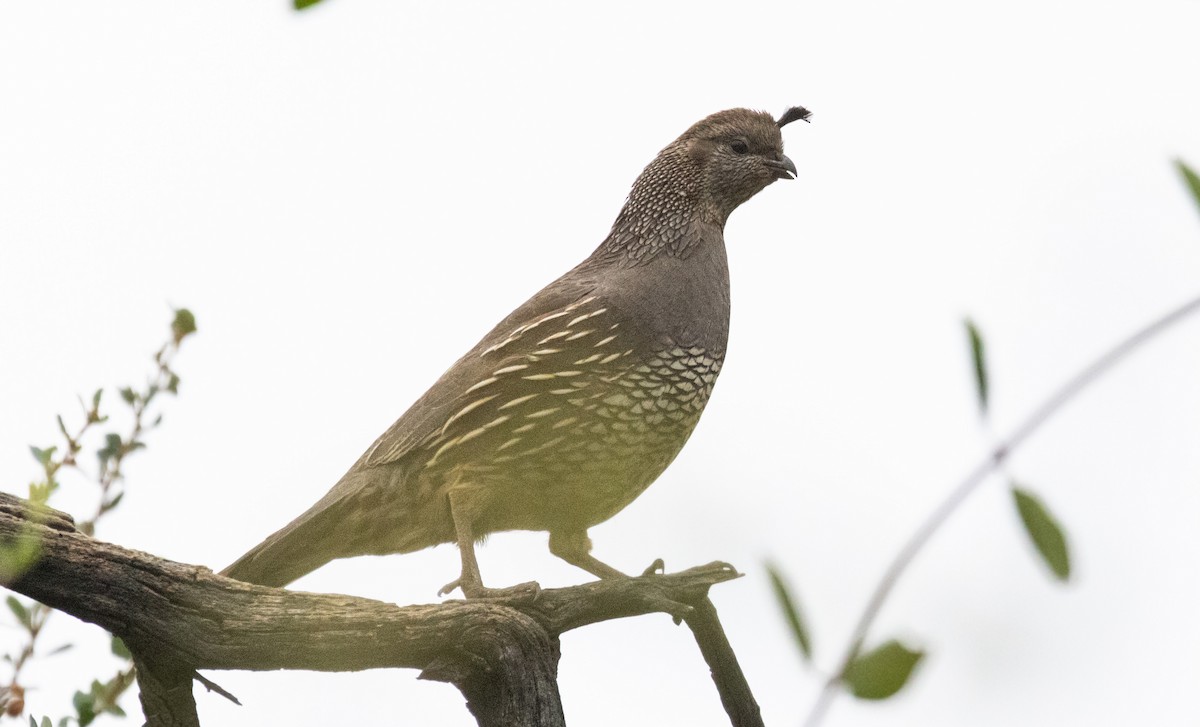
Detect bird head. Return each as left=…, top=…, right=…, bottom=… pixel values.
left=622, top=107, right=810, bottom=231
left=675, top=106, right=810, bottom=223
left=603, top=106, right=810, bottom=262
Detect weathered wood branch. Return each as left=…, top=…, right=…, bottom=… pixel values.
left=686, top=600, right=764, bottom=727
left=133, top=655, right=200, bottom=727
left=0, top=491, right=761, bottom=726
left=419, top=608, right=566, bottom=727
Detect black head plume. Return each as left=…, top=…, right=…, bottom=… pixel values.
left=776, top=106, right=813, bottom=128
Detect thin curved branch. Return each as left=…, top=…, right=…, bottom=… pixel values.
left=805, top=290, right=1200, bottom=726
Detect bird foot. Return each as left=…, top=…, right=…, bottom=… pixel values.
left=641, top=558, right=666, bottom=576
left=436, top=578, right=461, bottom=597
left=635, top=559, right=695, bottom=623
left=438, top=578, right=542, bottom=603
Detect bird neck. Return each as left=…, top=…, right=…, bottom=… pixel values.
left=595, top=146, right=722, bottom=266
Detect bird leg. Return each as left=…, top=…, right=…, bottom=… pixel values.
left=438, top=489, right=539, bottom=600
left=437, top=502, right=484, bottom=597
left=548, top=530, right=628, bottom=580
left=550, top=532, right=691, bottom=619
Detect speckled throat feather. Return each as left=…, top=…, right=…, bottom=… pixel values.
left=599, top=140, right=707, bottom=266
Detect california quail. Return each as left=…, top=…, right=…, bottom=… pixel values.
left=222, top=106, right=811, bottom=597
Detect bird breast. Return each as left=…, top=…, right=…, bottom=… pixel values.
left=411, top=296, right=725, bottom=530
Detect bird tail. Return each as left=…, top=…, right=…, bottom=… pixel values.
left=220, top=525, right=334, bottom=588
left=220, top=485, right=359, bottom=588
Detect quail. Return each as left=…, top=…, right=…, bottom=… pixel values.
left=222, top=106, right=811, bottom=597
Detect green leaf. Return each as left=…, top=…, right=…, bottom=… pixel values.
left=765, top=561, right=813, bottom=661
left=6, top=595, right=31, bottom=630
left=166, top=373, right=181, bottom=395
left=111, top=635, right=131, bottom=659
left=92, top=389, right=103, bottom=409
left=171, top=308, right=197, bottom=345
left=41, top=718, right=52, bottom=727
left=72, top=689, right=96, bottom=727
left=105, top=492, right=125, bottom=512
left=295, top=0, right=326, bottom=9
left=28, top=479, right=57, bottom=505
left=964, top=318, right=988, bottom=415
left=118, top=387, right=137, bottom=405
left=1012, top=486, right=1071, bottom=581
left=843, top=639, right=925, bottom=700
left=0, top=531, right=44, bottom=581
left=1175, top=159, right=1200, bottom=217
left=97, top=433, right=123, bottom=464
left=29, top=446, right=56, bottom=466
left=56, top=415, right=70, bottom=439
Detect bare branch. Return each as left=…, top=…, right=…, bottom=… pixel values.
left=685, top=598, right=764, bottom=727
left=0, top=491, right=757, bottom=726
left=134, top=656, right=199, bottom=727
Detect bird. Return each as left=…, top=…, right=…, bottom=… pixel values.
left=222, top=106, right=811, bottom=598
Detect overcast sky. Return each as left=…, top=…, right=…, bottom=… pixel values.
left=3, top=1, right=1200, bottom=726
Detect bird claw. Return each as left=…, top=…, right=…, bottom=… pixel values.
left=642, top=593, right=691, bottom=623
left=641, top=558, right=666, bottom=576
left=484, top=580, right=542, bottom=604
left=632, top=559, right=690, bottom=622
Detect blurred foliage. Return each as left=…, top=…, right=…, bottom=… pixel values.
left=842, top=640, right=924, bottom=700
left=1, top=309, right=196, bottom=724
left=765, top=562, right=812, bottom=662
left=775, top=158, right=1200, bottom=722
left=1012, top=486, right=1071, bottom=581
left=1175, top=159, right=1200, bottom=216
left=964, top=318, right=988, bottom=415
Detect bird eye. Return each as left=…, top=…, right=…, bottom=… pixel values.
left=730, top=140, right=749, bottom=155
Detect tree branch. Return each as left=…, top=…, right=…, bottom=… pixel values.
left=419, top=608, right=565, bottom=727
left=685, top=598, right=764, bottom=727
left=134, top=656, right=199, bottom=727
left=0, top=492, right=758, bottom=726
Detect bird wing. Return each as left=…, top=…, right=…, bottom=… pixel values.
left=356, top=265, right=609, bottom=471
left=219, top=264, right=617, bottom=587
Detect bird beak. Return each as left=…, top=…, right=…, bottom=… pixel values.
left=765, top=154, right=798, bottom=180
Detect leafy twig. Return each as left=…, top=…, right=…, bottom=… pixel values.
left=803, top=291, right=1200, bottom=727
left=2, top=308, right=196, bottom=724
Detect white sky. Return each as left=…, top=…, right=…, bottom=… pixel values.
left=3, top=1, right=1200, bottom=725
